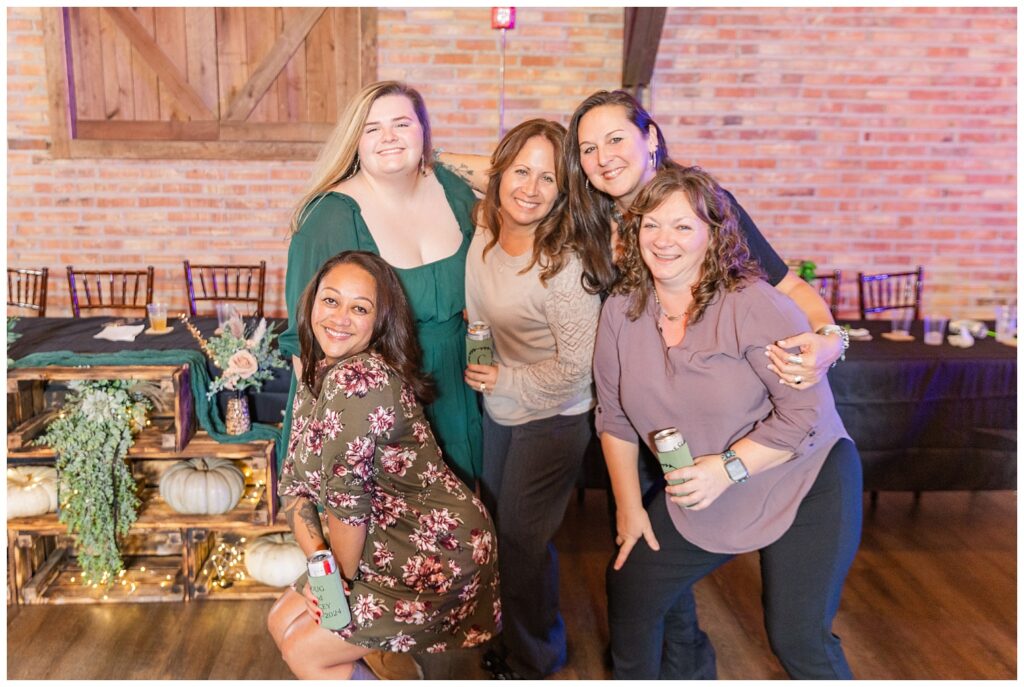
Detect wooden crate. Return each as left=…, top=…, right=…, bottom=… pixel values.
left=7, top=533, right=57, bottom=606
left=17, top=529, right=188, bottom=604
left=8, top=429, right=278, bottom=524
left=187, top=515, right=297, bottom=601
left=7, top=364, right=196, bottom=452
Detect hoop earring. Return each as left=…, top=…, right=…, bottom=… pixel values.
left=420, top=156, right=427, bottom=176
left=649, top=151, right=657, bottom=170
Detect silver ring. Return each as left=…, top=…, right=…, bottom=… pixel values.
left=479, top=382, right=486, bottom=392
left=794, top=375, right=804, bottom=385
left=787, top=354, right=804, bottom=365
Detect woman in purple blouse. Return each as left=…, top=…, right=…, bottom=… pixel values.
left=593, top=166, right=862, bottom=679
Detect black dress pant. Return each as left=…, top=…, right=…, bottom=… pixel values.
left=607, top=438, right=863, bottom=679
left=480, top=409, right=592, bottom=678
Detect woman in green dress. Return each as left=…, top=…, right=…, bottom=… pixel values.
left=280, top=81, right=482, bottom=486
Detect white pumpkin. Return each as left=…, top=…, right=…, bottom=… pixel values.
left=7, top=466, right=59, bottom=518
left=159, top=457, right=245, bottom=515
left=244, top=533, right=307, bottom=587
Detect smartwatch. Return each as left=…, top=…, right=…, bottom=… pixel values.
left=721, top=449, right=749, bottom=484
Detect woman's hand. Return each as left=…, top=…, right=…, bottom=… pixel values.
left=765, top=330, right=843, bottom=390
left=301, top=581, right=322, bottom=624
left=464, top=363, right=499, bottom=395
left=303, top=577, right=353, bottom=626
left=665, top=454, right=733, bottom=511
left=613, top=505, right=660, bottom=571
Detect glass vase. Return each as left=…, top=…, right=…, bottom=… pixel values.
left=225, top=392, right=251, bottom=435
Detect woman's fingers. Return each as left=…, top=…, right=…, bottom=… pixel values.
left=613, top=537, right=637, bottom=571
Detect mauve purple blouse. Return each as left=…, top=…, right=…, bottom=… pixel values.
left=594, top=279, right=850, bottom=554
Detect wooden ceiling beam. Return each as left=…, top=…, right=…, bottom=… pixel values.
left=622, top=8, right=667, bottom=94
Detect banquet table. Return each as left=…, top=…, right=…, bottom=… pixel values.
left=7, top=316, right=288, bottom=446
left=828, top=320, right=1016, bottom=491
left=8, top=316, right=1017, bottom=492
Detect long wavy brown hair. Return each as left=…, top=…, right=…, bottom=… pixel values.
left=472, top=119, right=573, bottom=285
left=296, top=251, right=436, bottom=402
left=565, top=90, right=673, bottom=294
left=614, top=166, right=765, bottom=323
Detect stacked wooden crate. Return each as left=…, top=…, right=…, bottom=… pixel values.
left=6, top=364, right=291, bottom=605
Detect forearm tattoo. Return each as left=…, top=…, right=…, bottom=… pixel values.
left=282, top=495, right=326, bottom=548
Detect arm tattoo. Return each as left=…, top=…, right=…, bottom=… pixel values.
left=282, top=495, right=326, bottom=548
left=453, top=162, right=476, bottom=181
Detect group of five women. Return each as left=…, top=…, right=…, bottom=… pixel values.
left=266, top=80, right=862, bottom=680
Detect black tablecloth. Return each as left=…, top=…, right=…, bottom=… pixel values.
left=10, top=317, right=1017, bottom=491
left=9, top=316, right=292, bottom=425
left=829, top=320, right=1016, bottom=490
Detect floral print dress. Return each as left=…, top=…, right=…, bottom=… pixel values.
left=279, top=353, right=500, bottom=653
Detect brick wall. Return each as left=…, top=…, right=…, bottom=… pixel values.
left=7, top=6, right=1016, bottom=319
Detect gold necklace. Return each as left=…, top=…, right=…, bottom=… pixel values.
left=653, top=289, right=687, bottom=322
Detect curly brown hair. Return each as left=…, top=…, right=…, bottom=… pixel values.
left=296, top=251, right=436, bottom=402
left=472, top=118, right=572, bottom=285
left=614, top=166, right=765, bottom=323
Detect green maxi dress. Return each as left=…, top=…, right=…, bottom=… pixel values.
left=279, top=164, right=483, bottom=485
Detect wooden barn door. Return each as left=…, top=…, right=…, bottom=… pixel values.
left=43, top=7, right=376, bottom=159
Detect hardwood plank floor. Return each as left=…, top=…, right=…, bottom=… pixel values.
left=7, top=489, right=1016, bottom=680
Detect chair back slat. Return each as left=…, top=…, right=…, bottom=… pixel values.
left=7, top=267, right=48, bottom=316
left=857, top=267, right=924, bottom=320
left=182, top=260, right=266, bottom=318
left=66, top=266, right=155, bottom=317
left=811, top=270, right=841, bottom=318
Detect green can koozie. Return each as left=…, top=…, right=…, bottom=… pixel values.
left=307, top=550, right=351, bottom=631
left=467, top=321, right=494, bottom=366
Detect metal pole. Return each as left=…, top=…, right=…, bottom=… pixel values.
left=499, top=27, right=507, bottom=137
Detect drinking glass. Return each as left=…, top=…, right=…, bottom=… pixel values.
left=216, top=302, right=233, bottom=328
left=923, top=316, right=947, bottom=346
left=995, top=304, right=1017, bottom=343
left=147, top=303, right=168, bottom=331
left=890, top=311, right=913, bottom=336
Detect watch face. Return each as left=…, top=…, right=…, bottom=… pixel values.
left=725, top=457, right=748, bottom=482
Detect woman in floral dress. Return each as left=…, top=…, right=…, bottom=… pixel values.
left=267, top=251, right=500, bottom=680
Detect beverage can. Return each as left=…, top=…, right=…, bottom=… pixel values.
left=654, top=427, right=693, bottom=486
left=466, top=321, right=494, bottom=366
left=307, top=550, right=352, bottom=631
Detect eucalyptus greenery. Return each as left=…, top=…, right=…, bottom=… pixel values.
left=36, top=380, right=152, bottom=585
left=8, top=316, right=21, bottom=365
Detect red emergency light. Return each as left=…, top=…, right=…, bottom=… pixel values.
left=492, top=7, right=516, bottom=30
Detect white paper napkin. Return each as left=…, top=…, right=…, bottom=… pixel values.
left=94, top=324, right=145, bottom=342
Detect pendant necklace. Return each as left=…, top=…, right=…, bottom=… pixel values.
left=655, top=290, right=688, bottom=323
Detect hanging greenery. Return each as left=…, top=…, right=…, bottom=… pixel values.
left=35, top=380, right=153, bottom=586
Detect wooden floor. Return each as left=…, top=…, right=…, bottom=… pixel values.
left=7, top=489, right=1016, bottom=680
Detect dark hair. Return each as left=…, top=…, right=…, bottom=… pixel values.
left=472, top=119, right=573, bottom=285
left=565, top=90, right=673, bottom=294
left=615, top=166, right=765, bottom=324
left=296, top=251, right=436, bottom=402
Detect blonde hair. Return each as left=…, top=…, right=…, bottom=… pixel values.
left=290, top=81, right=433, bottom=234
